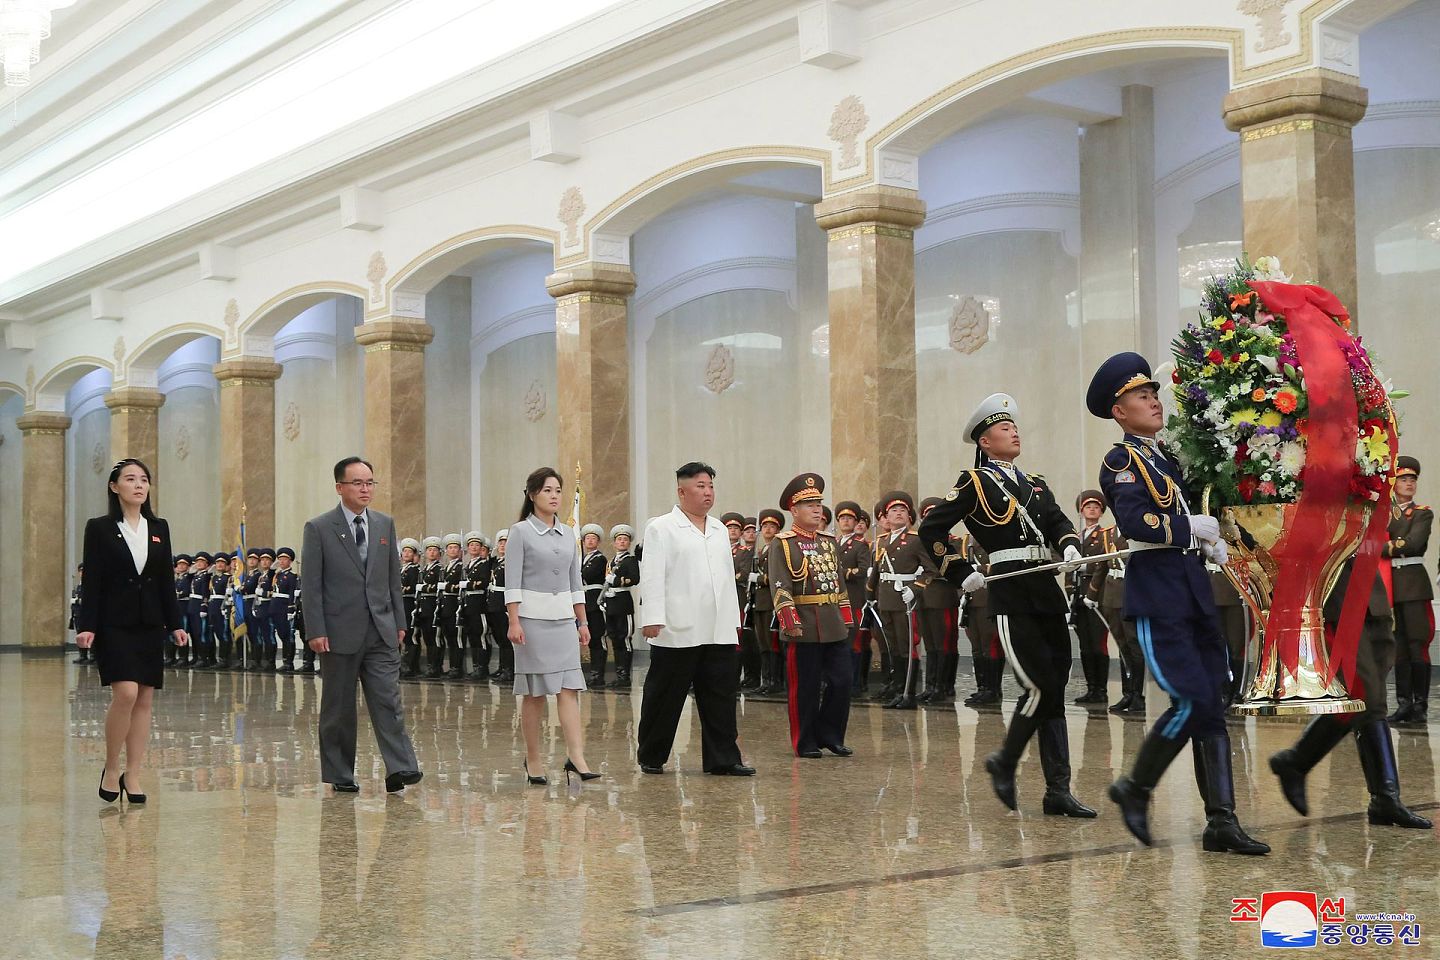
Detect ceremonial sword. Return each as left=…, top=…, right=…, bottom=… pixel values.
left=977, top=547, right=1144, bottom=585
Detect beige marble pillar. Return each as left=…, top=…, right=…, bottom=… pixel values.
left=1223, top=69, right=1368, bottom=319
left=1079, top=84, right=1156, bottom=473
left=17, top=411, right=71, bottom=648
left=546, top=264, right=636, bottom=533
left=104, top=386, right=165, bottom=509
left=212, top=358, right=281, bottom=549
left=814, top=186, right=925, bottom=504
left=355, top=319, right=434, bottom=538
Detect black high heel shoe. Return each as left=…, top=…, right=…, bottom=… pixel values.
left=564, top=759, right=601, bottom=783
left=98, top=768, right=119, bottom=804
left=119, top=773, right=147, bottom=805
left=523, top=760, right=547, bottom=786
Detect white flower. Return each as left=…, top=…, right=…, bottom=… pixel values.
left=1253, top=256, right=1291, bottom=282
left=1278, top=441, right=1305, bottom=475
left=1250, top=433, right=1281, bottom=458
left=1255, top=354, right=1279, bottom=374
left=1251, top=325, right=1274, bottom=340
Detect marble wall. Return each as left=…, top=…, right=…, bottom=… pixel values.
left=0, top=393, right=23, bottom=645
left=67, top=406, right=111, bottom=571
left=424, top=276, right=474, bottom=537
left=477, top=333, right=558, bottom=536
left=157, top=374, right=221, bottom=551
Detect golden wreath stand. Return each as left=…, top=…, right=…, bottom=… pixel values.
left=1210, top=491, right=1367, bottom=717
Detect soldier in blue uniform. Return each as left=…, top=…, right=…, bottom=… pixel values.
left=919, top=395, right=1093, bottom=818
left=240, top=548, right=263, bottom=670
left=1087, top=352, right=1268, bottom=855
left=186, top=551, right=213, bottom=669
left=255, top=548, right=277, bottom=671
left=169, top=554, right=191, bottom=667
left=271, top=547, right=300, bottom=673
left=207, top=551, right=231, bottom=669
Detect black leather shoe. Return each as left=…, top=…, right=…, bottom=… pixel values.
left=1108, top=777, right=1154, bottom=845
left=797, top=748, right=823, bottom=759
left=821, top=744, right=854, bottom=757
left=708, top=763, right=757, bottom=776
left=1269, top=749, right=1310, bottom=816
left=639, top=763, right=665, bottom=775
left=385, top=771, right=423, bottom=793
left=985, top=752, right=1018, bottom=811
left=331, top=781, right=360, bottom=793
left=1042, top=790, right=1096, bottom=818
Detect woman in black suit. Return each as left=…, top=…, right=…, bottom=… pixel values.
left=74, top=459, right=189, bottom=804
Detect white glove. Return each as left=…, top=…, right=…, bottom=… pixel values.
left=747, top=572, right=760, bottom=584
left=1083, top=597, right=1098, bottom=611
left=458, top=580, right=468, bottom=590
left=1190, top=514, right=1220, bottom=544
left=899, top=586, right=915, bottom=606
left=605, top=573, right=616, bottom=586
left=1058, top=544, right=1083, bottom=573
left=962, top=571, right=986, bottom=594
left=1203, top=540, right=1229, bottom=565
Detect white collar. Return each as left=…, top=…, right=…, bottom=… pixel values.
left=669, top=504, right=719, bottom=534
left=526, top=514, right=562, bottom=535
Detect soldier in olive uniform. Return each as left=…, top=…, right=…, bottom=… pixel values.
left=722, top=512, right=751, bottom=690
left=417, top=536, right=445, bottom=679
left=835, top=502, right=873, bottom=694
left=398, top=538, right=422, bottom=678
left=1387, top=457, right=1433, bottom=724
left=1070, top=492, right=1112, bottom=705
left=580, top=524, right=610, bottom=686
left=751, top=509, right=784, bottom=694
left=737, top=517, right=763, bottom=690
left=918, top=497, right=962, bottom=705
left=604, top=524, right=640, bottom=688
left=919, top=394, right=1094, bottom=818
left=486, top=531, right=514, bottom=682
left=1086, top=526, right=1144, bottom=715
left=770, top=474, right=855, bottom=758
left=866, top=492, right=936, bottom=710
left=462, top=532, right=492, bottom=682
left=70, top=564, right=88, bottom=663
left=957, top=534, right=1004, bottom=706
left=271, top=547, right=300, bottom=673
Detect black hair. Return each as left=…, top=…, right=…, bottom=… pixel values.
left=675, top=461, right=716, bottom=481
left=333, top=456, right=373, bottom=483
left=106, top=458, right=158, bottom=521
left=518, top=466, right=564, bottom=522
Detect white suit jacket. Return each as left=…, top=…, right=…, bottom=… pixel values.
left=639, top=506, right=741, bottom=648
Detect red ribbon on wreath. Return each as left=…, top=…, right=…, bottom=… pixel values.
left=1247, top=281, right=1392, bottom=689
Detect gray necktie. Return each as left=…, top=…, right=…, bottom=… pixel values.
left=354, top=516, right=368, bottom=566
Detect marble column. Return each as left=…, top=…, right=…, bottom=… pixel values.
left=1223, top=69, right=1368, bottom=319
left=212, top=358, right=282, bottom=549
left=1079, top=84, right=1156, bottom=473
left=814, top=186, right=925, bottom=504
left=354, top=319, right=434, bottom=538
left=17, top=411, right=71, bottom=648
left=104, top=386, right=165, bottom=509
left=546, top=264, right=636, bottom=533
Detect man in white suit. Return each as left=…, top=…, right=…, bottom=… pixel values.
left=635, top=461, right=755, bottom=777
left=302, top=456, right=422, bottom=795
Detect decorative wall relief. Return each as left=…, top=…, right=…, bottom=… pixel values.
left=703, top=343, right=735, bottom=394
left=523, top=379, right=547, bottom=422
left=91, top=441, right=105, bottom=475
left=223, top=298, right=240, bottom=349
left=948, top=297, right=991, bottom=355
left=174, top=424, right=192, bottom=462
left=113, top=336, right=126, bottom=367
left=282, top=402, right=301, bottom=442
left=1237, top=0, right=1293, bottom=53
left=25, top=363, right=35, bottom=399
left=367, top=251, right=387, bottom=303
left=828, top=95, right=869, bottom=170
left=558, top=187, right=585, bottom=246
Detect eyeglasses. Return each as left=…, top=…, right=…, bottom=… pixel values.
left=340, top=480, right=379, bottom=489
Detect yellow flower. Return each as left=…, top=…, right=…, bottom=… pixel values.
left=1238, top=352, right=1250, bottom=363
left=1220, top=330, right=1236, bottom=342
left=1230, top=407, right=1259, bottom=428
left=1209, top=316, right=1226, bottom=329
left=1360, top=425, right=1391, bottom=466
left=1202, top=364, right=1218, bottom=376
left=1259, top=411, right=1283, bottom=428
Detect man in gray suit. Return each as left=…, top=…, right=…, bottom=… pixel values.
left=303, top=456, right=422, bottom=795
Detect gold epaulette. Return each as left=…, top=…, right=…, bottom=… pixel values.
left=776, top=530, right=797, bottom=540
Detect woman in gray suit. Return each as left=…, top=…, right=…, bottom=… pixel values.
left=506, top=467, right=600, bottom=785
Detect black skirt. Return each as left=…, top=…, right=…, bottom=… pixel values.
left=94, top=625, right=167, bottom=689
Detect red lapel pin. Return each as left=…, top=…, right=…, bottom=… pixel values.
left=151, top=536, right=162, bottom=543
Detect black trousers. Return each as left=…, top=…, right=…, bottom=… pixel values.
left=585, top=600, right=606, bottom=668
left=994, top=610, right=1071, bottom=723
left=785, top=640, right=852, bottom=754
left=637, top=644, right=742, bottom=771
left=605, top=607, right=633, bottom=670
left=486, top=609, right=514, bottom=673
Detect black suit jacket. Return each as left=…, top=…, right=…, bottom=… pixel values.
left=77, top=515, right=184, bottom=634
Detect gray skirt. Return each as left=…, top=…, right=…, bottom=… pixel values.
left=513, top=616, right=586, bottom=696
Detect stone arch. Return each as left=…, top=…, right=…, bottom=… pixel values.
left=0, top=380, right=22, bottom=403
left=386, top=226, right=558, bottom=317
left=236, top=282, right=368, bottom=354
left=34, top=356, right=112, bottom=410
left=124, top=324, right=223, bottom=384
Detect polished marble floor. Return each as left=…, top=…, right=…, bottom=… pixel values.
left=1, top=652, right=1436, bottom=959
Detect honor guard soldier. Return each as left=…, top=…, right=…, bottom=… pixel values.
left=241, top=548, right=263, bottom=669
left=256, top=548, right=278, bottom=670
left=169, top=554, right=191, bottom=667
left=604, top=524, right=640, bottom=688
left=918, top=394, right=1095, bottom=818
left=722, top=512, right=752, bottom=690
left=1087, top=353, right=1267, bottom=854
left=438, top=534, right=466, bottom=679
left=292, top=556, right=315, bottom=675
left=737, top=517, right=763, bottom=690
left=1386, top=457, right=1433, bottom=725
left=770, top=474, right=854, bottom=758
left=956, top=534, right=1003, bottom=706
left=207, top=552, right=231, bottom=669
left=751, top=509, right=784, bottom=695
left=1210, top=564, right=1248, bottom=704
left=271, top=547, right=300, bottom=673
left=186, top=551, right=212, bottom=668
left=70, top=564, right=88, bottom=664
left=865, top=492, right=936, bottom=710
left=835, top=502, right=873, bottom=695
left=416, top=537, right=444, bottom=679
left=398, top=538, right=422, bottom=678
left=486, top=531, right=514, bottom=682
left=1085, top=526, right=1144, bottom=714
left=461, top=532, right=492, bottom=682
left=918, top=498, right=962, bottom=706
left=1070, top=491, right=1112, bottom=705
left=580, top=524, right=610, bottom=686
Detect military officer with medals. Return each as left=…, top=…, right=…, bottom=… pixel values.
left=866, top=492, right=936, bottom=710
left=270, top=547, right=300, bottom=673
left=417, top=536, right=445, bottom=679
left=398, top=538, right=422, bottom=678
left=580, top=523, right=611, bottom=686
left=1386, top=457, right=1433, bottom=725
left=770, top=474, right=855, bottom=758
left=918, top=395, right=1094, bottom=818
left=835, top=501, right=873, bottom=695
left=486, top=530, right=514, bottom=683
left=604, top=524, right=641, bottom=688
left=751, top=509, right=784, bottom=695
left=1070, top=491, right=1112, bottom=705
left=1086, top=354, right=1267, bottom=854
left=461, top=532, right=493, bottom=682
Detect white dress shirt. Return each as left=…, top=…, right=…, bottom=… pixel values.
left=117, top=515, right=149, bottom=575
left=639, top=506, right=741, bottom=648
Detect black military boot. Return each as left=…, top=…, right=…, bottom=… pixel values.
left=1108, top=730, right=1189, bottom=845
left=1072, top=653, right=1095, bottom=704
left=1388, top=660, right=1414, bottom=722
left=916, top=653, right=938, bottom=703
left=1354, top=720, right=1432, bottom=828
left=855, top=648, right=870, bottom=698
left=279, top=641, right=295, bottom=674
left=885, top=656, right=918, bottom=710
left=1038, top=717, right=1097, bottom=817
left=936, top=651, right=959, bottom=704
left=1404, top=662, right=1430, bottom=724
left=588, top=647, right=607, bottom=688
left=1269, top=714, right=1350, bottom=816
left=217, top=639, right=232, bottom=670
left=1092, top=653, right=1111, bottom=703
left=1192, top=734, right=1270, bottom=855
left=974, top=658, right=1004, bottom=706
left=963, top=656, right=989, bottom=706
left=984, top=711, right=1042, bottom=811
left=425, top=638, right=445, bottom=679
left=448, top=645, right=466, bottom=680
left=467, top=643, right=490, bottom=681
